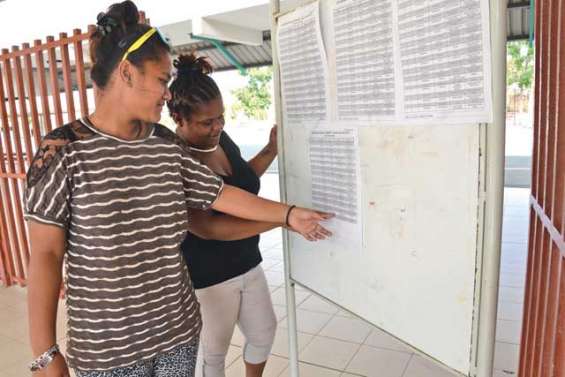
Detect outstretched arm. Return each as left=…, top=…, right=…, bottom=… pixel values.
left=188, top=209, right=281, bottom=241
left=211, top=184, right=332, bottom=241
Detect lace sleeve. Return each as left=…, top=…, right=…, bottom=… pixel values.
left=24, top=126, right=73, bottom=228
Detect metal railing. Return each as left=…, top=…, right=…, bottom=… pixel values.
left=518, top=0, right=565, bottom=375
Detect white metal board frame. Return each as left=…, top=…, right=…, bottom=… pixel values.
left=270, top=0, right=506, bottom=376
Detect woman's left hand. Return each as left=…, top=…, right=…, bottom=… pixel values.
left=287, top=207, right=334, bottom=241
left=267, top=125, right=278, bottom=155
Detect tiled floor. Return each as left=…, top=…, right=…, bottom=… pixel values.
left=0, top=187, right=529, bottom=377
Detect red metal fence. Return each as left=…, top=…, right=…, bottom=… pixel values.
left=518, top=0, right=565, bottom=375
left=0, top=28, right=93, bottom=287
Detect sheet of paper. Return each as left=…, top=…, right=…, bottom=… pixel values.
left=333, top=0, right=396, bottom=121
left=327, top=0, right=492, bottom=124
left=277, top=1, right=329, bottom=123
left=308, top=128, right=362, bottom=248
left=397, top=0, right=492, bottom=122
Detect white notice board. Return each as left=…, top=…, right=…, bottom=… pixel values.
left=273, top=0, right=502, bottom=376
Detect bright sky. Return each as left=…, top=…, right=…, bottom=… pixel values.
left=0, top=0, right=261, bottom=100
left=0, top=0, right=266, bottom=50
left=0, top=0, right=274, bottom=132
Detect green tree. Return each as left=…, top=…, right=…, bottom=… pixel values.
left=231, top=67, right=273, bottom=120
left=507, top=40, right=534, bottom=93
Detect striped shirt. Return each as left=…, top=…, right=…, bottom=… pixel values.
left=24, top=119, right=223, bottom=371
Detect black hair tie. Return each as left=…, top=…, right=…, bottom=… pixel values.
left=176, top=65, right=201, bottom=76
left=96, top=12, right=119, bottom=37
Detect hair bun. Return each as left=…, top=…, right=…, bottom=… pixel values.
left=107, top=0, right=139, bottom=30
left=174, top=53, right=213, bottom=77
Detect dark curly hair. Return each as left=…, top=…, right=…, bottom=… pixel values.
left=89, top=0, right=171, bottom=89
left=167, top=53, right=222, bottom=123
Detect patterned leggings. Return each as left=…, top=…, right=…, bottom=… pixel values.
left=75, top=341, right=199, bottom=377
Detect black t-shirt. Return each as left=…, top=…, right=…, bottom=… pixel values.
left=181, top=131, right=262, bottom=289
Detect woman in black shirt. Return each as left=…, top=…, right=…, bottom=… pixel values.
left=167, top=54, right=294, bottom=377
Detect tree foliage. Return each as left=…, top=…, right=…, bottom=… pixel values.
left=231, top=67, right=273, bottom=120
left=507, top=40, right=534, bottom=93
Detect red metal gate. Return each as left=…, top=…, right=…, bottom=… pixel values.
left=518, top=0, right=565, bottom=375
left=0, top=28, right=92, bottom=287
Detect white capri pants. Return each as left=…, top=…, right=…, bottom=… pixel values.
left=196, top=265, right=277, bottom=377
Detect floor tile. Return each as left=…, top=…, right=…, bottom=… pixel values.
left=319, top=316, right=372, bottom=344
left=225, top=345, right=242, bottom=368
left=0, top=286, right=27, bottom=302
left=263, top=259, right=284, bottom=270
left=299, top=295, right=339, bottom=315
left=502, top=223, right=530, bottom=244
left=501, top=242, right=528, bottom=255
left=279, top=362, right=342, bottom=377
left=502, top=219, right=530, bottom=234
left=279, top=309, right=333, bottom=335
left=496, top=320, right=522, bottom=344
left=345, top=345, right=411, bottom=377
left=263, top=254, right=284, bottom=263
left=270, top=327, right=314, bottom=359
left=402, top=355, right=458, bottom=377
left=0, top=307, right=29, bottom=342
left=293, top=285, right=310, bottom=294
left=265, top=270, right=287, bottom=286
left=269, top=262, right=286, bottom=272
left=494, top=341, right=520, bottom=373
left=231, top=326, right=245, bottom=347
left=498, top=287, right=525, bottom=306
left=501, top=234, right=529, bottom=245
left=500, top=250, right=528, bottom=265
left=503, top=206, right=530, bottom=219
left=499, top=262, right=527, bottom=276
left=270, top=284, right=284, bottom=293
left=0, top=335, right=30, bottom=369
left=497, top=302, right=524, bottom=321
left=2, top=358, right=34, bottom=377
left=270, top=287, right=311, bottom=307
left=0, top=286, right=27, bottom=313
left=260, top=233, right=285, bottom=250
left=226, top=354, right=288, bottom=377
left=498, top=287, right=525, bottom=305
left=273, top=304, right=288, bottom=322
left=492, top=369, right=517, bottom=377
left=0, top=297, right=10, bottom=311
left=364, top=329, right=413, bottom=354
left=263, top=248, right=284, bottom=261
left=499, top=272, right=526, bottom=288
left=1, top=294, right=27, bottom=315
left=335, top=309, right=357, bottom=319
left=299, top=336, right=359, bottom=370
left=504, top=188, right=531, bottom=203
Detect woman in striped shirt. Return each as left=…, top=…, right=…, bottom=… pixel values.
left=24, top=2, right=331, bottom=377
